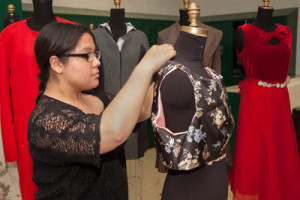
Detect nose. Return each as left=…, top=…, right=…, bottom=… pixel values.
left=93, top=56, right=101, bottom=68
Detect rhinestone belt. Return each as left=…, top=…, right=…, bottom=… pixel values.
left=258, top=81, right=286, bottom=88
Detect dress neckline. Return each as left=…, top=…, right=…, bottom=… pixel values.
left=247, top=23, right=279, bottom=34
left=168, top=61, right=223, bottom=82
left=24, top=16, right=60, bottom=35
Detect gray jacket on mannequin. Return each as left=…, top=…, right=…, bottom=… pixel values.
left=93, top=23, right=149, bottom=159
left=93, top=24, right=149, bottom=95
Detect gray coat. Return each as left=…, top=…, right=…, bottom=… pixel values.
left=93, top=25, right=149, bottom=159
left=93, top=26, right=149, bottom=95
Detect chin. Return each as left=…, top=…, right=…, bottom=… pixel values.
left=91, top=81, right=99, bottom=89
left=81, top=82, right=99, bottom=92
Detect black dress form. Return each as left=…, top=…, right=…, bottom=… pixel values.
left=235, top=7, right=278, bottom=53
left=3, top=14, right=20, bottom=28
left=161, top=31, right=228, bottom=200
left=161, top=31, right=210, bottom=133
left=179, top=9, right=189, bottom=26
left=109, top=9, right=127, bottom=42
left=26, top=0, right=57, bottom=32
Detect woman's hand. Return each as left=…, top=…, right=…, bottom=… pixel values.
left=139, top=44, right=176, bottom=74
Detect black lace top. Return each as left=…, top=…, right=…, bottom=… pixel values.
left=27, top=93, right=128, bottom=200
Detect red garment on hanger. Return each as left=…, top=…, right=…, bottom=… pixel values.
left=229, top=23, right=300, bottom=200
left=0, top=17, right=75, bottom=200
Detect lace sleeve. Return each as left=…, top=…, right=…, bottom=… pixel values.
left=28, top=96, right=102, bottom=166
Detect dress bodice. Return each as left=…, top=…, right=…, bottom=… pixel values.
left=237, top=23, right=292, bottom=82
left=151, top=61, right=234, bottom=170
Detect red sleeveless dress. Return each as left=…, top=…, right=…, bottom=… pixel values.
left=228, top=23, right=300, bottom=200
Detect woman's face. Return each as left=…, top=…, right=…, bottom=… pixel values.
left=61, top=33, right=101, bottom=91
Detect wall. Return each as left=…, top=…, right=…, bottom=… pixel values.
left=21, top=0, right=300, bottom=75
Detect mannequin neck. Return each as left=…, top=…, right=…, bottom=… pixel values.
left=27, top=0, right=56, bottom=31
left=32, top=0, right=55, bottom=21
left=108, top=8, right=127, bottom=42
left=109, top=9, right=125, bottom=27
left=179, top=9, right=189, bottom=26
left=252, top=7, right=276, bottom=32
left=172, top=31, right=207, bottom=74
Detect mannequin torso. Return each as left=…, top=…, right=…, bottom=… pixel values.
left=3, top=14, right=20, bottom=28
left=235, top=7, right=279, bottom=53
left=159, top=32, right=229, bottom=200
left=109, top=9, right=127, bottom=42
left=161, top=31, right=210, bottom=132
left=26, top=0, right=56, bottom=32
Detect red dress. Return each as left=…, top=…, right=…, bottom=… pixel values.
left=229, top=23, right=300, bottom=200
left=0, top=17, right=74, bottom=200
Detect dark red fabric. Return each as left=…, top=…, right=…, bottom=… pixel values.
left=229, top=23, right=300, bottom=200
left=0, top=17, right=75, bottom=200
left=236, top=23, right=292, bottom=82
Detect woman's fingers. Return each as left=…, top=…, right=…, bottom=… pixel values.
left=142, top=44, right=176, bottom=73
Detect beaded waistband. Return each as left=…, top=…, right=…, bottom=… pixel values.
left=257, top=81, right=286, bottom=88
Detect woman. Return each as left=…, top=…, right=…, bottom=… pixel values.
left=27, top=22, right=175, bottom=199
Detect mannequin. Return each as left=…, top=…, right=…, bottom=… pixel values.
left=179, top=0, right=189, bottom=26
left=229, top=1, right=300, bottom=199
left=92, top=1, right=149, bottom=198
left=158, top=4, right=230, bottom=199
left=0, top=1, right=74, bottom=199
left=3, top=4, right=20, bottom=28
left=235, top=2, right=278, bottom=53
left=161, top=3, right=210, bottom=133
left=161, top=33, right=210, bottom=132
left=157, top=1, right=223, bottom=74
left=108, top=1, right=127, bottom=42
left=26, top=0, right=56, bottom=32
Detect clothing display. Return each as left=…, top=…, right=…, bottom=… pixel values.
left=0, top=17, right=73, bottom=200
left=229, top=23, right=300, bottom=200
left=93, top=23, right=149, bottom=159
left=152, top=61, right=234, bottom=170
left=156, top=22, right=233, bottom=172
left=28, top=93, right=128, bottom=200
left=157, top=21, right=223, bottom=74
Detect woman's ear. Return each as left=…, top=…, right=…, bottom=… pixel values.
left=49, top=55, right=63, bottom=74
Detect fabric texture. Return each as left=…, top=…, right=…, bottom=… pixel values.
left=229, top=23, right=300, bottom=200
left=28, top=93, right=128, bottom=200
left=0, top=17, right=74, bottom=200
left=92, top=23, right=149, bottom=159
left=151, top=61, right=234, bottom=170
left=157, top=21, right=223, bottom=74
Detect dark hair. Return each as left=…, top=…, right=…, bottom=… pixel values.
left=34, top=22, right=95, bottom=102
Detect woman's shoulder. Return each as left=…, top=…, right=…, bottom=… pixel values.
left=81, top=93, right=104, bottom=114
left=83, top=89, right=114, bottom=107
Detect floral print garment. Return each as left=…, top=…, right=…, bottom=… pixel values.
left=152, top=61, right=234, bottom=170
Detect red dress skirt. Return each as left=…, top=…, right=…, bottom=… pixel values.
left=229, top=78, right=300, bottom=200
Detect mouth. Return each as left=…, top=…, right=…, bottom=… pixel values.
left=93, top=72, right=99, bottom=78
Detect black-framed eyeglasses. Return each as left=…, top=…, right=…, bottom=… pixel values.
left=58, top=50, right=101, bottom=62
